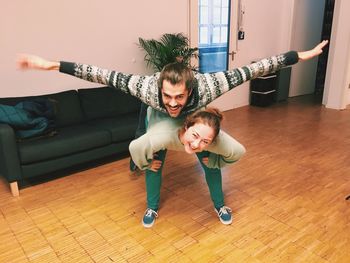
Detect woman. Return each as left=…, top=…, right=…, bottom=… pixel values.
left=129, top=107, right=245, bottom=227
left=130, top=107, right=242, bottom=171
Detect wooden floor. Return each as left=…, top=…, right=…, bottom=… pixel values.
left=0, top=95, right=349, bottom=262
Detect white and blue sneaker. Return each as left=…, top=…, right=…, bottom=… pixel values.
left=142, top=208, right=158, bottom=228
left=215, top=206, right=232, bottom=225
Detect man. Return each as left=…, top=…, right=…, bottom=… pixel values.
left=17, top=40, right=328, bottom=227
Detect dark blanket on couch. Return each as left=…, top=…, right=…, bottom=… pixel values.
left=0, top=98, right=56, bottom=139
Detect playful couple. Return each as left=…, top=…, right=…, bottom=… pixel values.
left=17, top=40, right=328, bottom=228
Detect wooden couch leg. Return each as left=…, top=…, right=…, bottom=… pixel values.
left=10, top=182, right=19, bottom=197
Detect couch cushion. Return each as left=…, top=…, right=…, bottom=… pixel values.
left=18, top=124, right=111, bottom=164
left=45, top=90, right=84, bottom=127
left=78, top=87, right=140, bottom=121
left=86, top=113, right=139, bottom=142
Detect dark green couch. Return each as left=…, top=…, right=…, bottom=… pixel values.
left=0, top=87, right=140, bottom=196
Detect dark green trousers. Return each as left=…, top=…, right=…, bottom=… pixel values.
left=145, top=150, right=224, bottom=210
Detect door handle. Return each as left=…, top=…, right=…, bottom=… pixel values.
left=228, top=51, right=236, bottom=61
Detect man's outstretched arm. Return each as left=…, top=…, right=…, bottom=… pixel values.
left=193, top=40, right=329, bottom=108
left=17, top=54, right=165, bottom=113
left=17, top=40, right=328, bottom=114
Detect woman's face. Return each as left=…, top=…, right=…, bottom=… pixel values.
left=182, top=122, right=215, bottom=154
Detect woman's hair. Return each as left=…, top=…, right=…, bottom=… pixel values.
left=179, top=107, right=224, bottom=141
left=158, top=62, right=195, bottom=91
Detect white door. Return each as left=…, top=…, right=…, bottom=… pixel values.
left=289, top=0, right=325, bottom=97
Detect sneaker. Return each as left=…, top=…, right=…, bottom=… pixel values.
left=142, top=208, right=158, bottom=228
left=215, top=206, right=232, bottom=225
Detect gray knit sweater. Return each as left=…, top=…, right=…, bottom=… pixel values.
left=59, top=51, right=298, bottom=116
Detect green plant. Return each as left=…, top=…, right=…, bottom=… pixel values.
left=138, top=33, right=198, bottom=72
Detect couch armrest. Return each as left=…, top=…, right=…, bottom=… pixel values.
left=0, top=124, right=22, bottom=182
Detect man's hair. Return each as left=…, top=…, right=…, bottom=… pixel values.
left=158, top=62, right=194, bottom=91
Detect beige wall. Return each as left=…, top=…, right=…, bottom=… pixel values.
left=1, top=0, right=189, bottom=97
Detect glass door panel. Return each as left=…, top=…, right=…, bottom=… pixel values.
left=198, top=0, right=230, bottom=73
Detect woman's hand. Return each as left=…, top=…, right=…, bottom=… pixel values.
left=148, top=154, right=163, bottom=172
left=16, top=54, right=60, bottom=71
left=298, top=40, right=329, bottom=61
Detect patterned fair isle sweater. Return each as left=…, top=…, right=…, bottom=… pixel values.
left=59, top=51, right=299, bottom=116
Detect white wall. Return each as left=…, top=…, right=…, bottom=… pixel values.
left=1, top=0, right=189, bottom=97
left=289, top=0, right=325, bottom=97
left=323, top=0, right=350, bottom=109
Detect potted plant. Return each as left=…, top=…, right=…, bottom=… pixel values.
left=138, top=33, right=198, bottom=72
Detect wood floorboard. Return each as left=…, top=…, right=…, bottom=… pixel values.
left=0, top=95, right=349, bottom=262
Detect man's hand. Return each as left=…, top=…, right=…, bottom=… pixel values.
left=16, top=54, right=60, bottom=71
left=202, top=157, right=209, bottom=167
left=298, top=40, right=329, bottom=61
left=148, top=154, right=163, bottom=172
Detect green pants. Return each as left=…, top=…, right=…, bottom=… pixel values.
left=145, top=150, right=224, bottom=210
